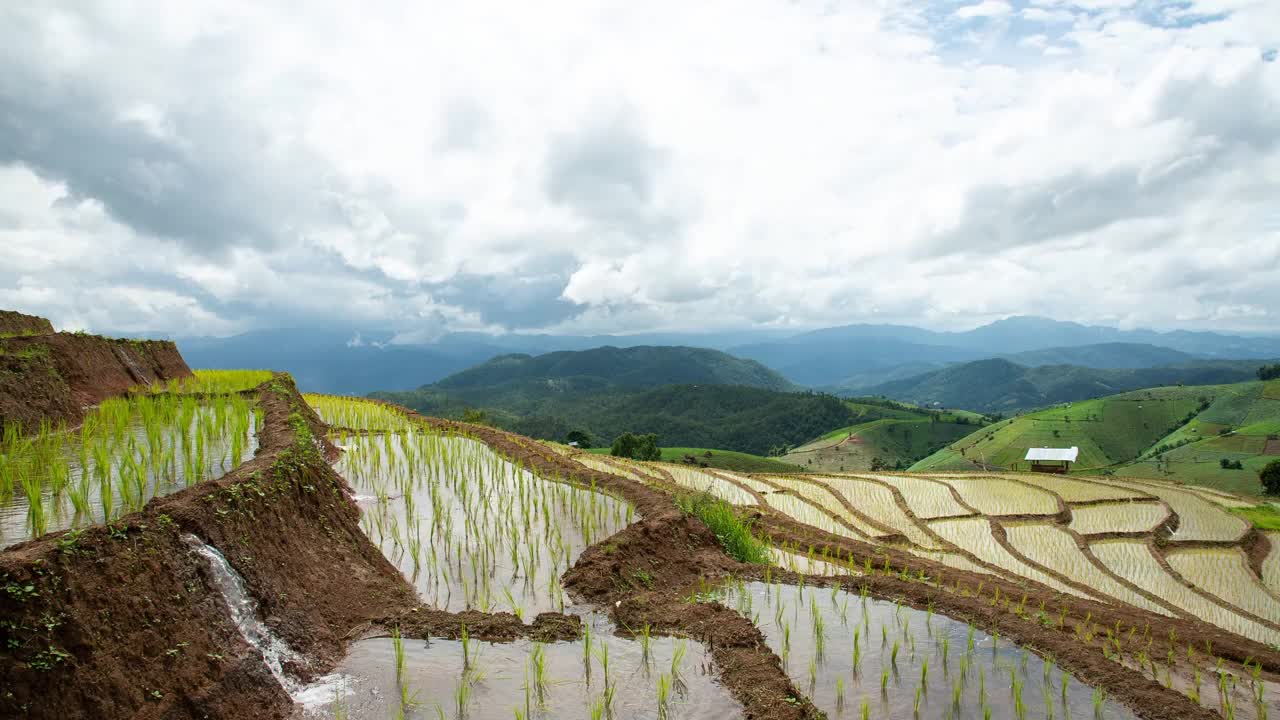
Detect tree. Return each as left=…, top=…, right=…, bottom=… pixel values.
left=635, top=433, right=661, bottom=461
left=565, top=430, right=592, bottom=448
left=611, top=432, right=661, bottom=461
left=1258, top=364, right=1280, bottom=381
left=461, top=408, right=491, bottom=426
left=1261, top=460, right=1280, bottom=496
left=611, top=432, right=638, bottom=458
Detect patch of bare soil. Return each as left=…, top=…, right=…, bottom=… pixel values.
left=0, top=310, right=53, bottom=337
left=0, top=332, right=191, bottom=431
left=562, top=509, right=822, bottom=719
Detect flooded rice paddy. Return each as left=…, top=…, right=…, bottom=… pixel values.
left=710, top=581, right=1139, bottom=720
left=301, top=611, right=739, bottom=720
left=0, top=394, right=259, bottom=547
left=337, top=432, right=632, bottom=616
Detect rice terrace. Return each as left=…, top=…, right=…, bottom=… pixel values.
left=0, top=309, right=1278, bottom=720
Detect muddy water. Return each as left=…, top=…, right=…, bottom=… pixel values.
left=716, top=582, right=1140, bottom=720
left=0, top=408, right=259, bottom=548
left=300, top=612, right=740, bottom=720
left=336, top=433, right=632, bottom=615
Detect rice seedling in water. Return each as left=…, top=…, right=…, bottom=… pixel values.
left=2, top=392, right=257, bottom=545
left=656, top=673, right=672, bottom=720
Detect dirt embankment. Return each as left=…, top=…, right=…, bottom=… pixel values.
left=0, top=331, right=191, bottom=432
left=0, top=376, right=412, bottom=720
left=564, top=512, right=826, bottom=720
left=0, top=311, right=54, bottom=337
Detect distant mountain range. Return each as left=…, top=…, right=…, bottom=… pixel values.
left=171, top=315, right=1280, bottom=395
left=732, top=317, right=1280, bottom=388
left=864, top=357, right=1269, bottom=413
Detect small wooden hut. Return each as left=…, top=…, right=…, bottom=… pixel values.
left=1024, top=446, right=1079, bottom=474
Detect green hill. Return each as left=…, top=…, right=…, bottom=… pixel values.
left=376, top=381, right=864, bottom=457
left=782, top=400, right=990, bottom=472
left=866, top=357, right=1266, bottom=413
left=435, top=345, right=793, bottom=393
left=911, top=379, right=1280, bottom=496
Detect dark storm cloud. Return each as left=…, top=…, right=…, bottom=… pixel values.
left=0, top=13, right=328, bottom=256
left=544, top=114, right=685, bottom=239
left=429, top=268, right=581, bottom=329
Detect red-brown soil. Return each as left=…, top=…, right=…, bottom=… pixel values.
left=0, top=332, right=191, bottom=432
left=564, top=512, right=824, bottom=719
left=0, top=311, right=54, bottom=337
left=0, top=377, right=411, bottom=719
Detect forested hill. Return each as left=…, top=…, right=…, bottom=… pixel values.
left=433, top=345, right=794, bottom=392
left=376, top=383, right=862, bottom=457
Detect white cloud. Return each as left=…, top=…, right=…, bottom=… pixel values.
left=956, top=1, right=1014, bottom=20
left=0, top=0, right=1277, bottom=338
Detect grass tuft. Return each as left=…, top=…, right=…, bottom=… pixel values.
left=674, top=491, right=769, bottom=564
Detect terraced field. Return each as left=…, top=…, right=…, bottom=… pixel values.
left=559, top=451, right=1280, bottom=663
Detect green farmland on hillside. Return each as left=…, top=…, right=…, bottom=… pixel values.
left=912, top=379, right=1280, bottom=495
left=783, top=400, right=988, bottom=472
left=587, top=446, right=803, bottom=473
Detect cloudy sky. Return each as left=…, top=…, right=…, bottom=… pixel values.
left=2, top=1, right=1278, bottom=340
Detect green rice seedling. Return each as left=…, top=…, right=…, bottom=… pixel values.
left=852, top=627, right=861, bottom=672
left=891, top=639, right=900, bottom=668
left=880, top=667, right=889, bottom=692
left=391, top=626, right=406, bottom=682
left=656, top=673, right=672, bottom=720
left=671, top=638, right=687, bottom=688
left=530, top=642, right=548, bottom=705
left=836, top=676, right=845, bottom=708
left=860, top=698, right=869, bottom=720
left=914, top=685, right=921, bottom=714
left=461, top=622, right=471, bottom=669
left=595, top=639, right=611, bottom=690
left=639, top=623, right=652, bottom=664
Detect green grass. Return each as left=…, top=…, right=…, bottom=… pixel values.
left=137, top=369, right=274, bottom=395
left=912, top=379, right=1280, bottom=496
left=1231, top=505, right=1280, bottom=531
left=674, top=491, right=769, bottom=564
left=586, top=446, right=802, bottom=473
left=788, top=417, right=978, bottom=472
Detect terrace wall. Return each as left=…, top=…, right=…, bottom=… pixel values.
left=0, top=376, right=415, bottom=720
left=0, top=332, right=191, bottom=432
left=0, top=311, right=54, bottom=337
